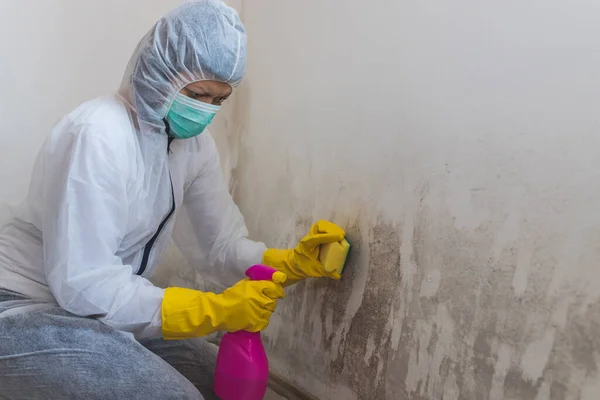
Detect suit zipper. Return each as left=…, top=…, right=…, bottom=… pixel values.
left=136, top=175, right=175, bottom=276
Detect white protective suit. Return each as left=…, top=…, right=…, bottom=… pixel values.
left=0, top=0, right=266, bottom=339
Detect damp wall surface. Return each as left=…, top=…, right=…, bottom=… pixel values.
left=224, top=0, right=600, bottom=398
left=3, top=1, right=600, bottom=398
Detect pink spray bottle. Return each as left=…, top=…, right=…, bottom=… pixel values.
left=214, top=264, right=285, bottom=400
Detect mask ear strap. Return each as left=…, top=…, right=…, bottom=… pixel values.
left=163, top=118, right=174, bottom=153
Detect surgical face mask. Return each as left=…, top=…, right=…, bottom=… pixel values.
left=166, top=93, right=221, bottom=139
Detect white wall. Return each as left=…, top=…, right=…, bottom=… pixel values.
left=0, top=0, right=241, bottom=221
left=233, top=0, right=600, bottom=399
left=5, top=1, right=600, bottom=398
left=0, top=0, right=182, bottom=215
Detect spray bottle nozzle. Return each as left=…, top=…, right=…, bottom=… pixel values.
left=245, top=264, right=286, bottom=283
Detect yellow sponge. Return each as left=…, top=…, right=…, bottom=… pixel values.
left=319, top=238, right=351, bottom=276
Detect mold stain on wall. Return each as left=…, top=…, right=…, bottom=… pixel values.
left=157, top=0, right=600, bottom=396
left=155, top=118, right=600, bottom=399
left=231, top=159, right=600, bottom=400
left=152, top=130, right=600, bottom=399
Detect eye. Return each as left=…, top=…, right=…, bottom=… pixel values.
left=190, top=91, right=205, bottom=99
left=214, top=97, right=227, bottom=105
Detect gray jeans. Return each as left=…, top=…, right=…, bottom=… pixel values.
left=0, top=289, right=218, bottom=400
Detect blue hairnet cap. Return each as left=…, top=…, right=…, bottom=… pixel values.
left=120, top=0, right=246, bottom=131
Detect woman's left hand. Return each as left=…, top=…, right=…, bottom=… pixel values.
left=262, top=220, right=346, bottom=286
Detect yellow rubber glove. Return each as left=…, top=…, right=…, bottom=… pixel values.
left=161, top=272, right=287, bottom=340
left=263, top=220, right=346, bottom=286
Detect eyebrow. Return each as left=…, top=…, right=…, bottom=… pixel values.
left=189, top=87, right=232, bottom=98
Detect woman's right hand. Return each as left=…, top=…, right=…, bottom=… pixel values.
left=161, top=275, right=286, bottom=340
left=216, top=275, right=286, bottom=332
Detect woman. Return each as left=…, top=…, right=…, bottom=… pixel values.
left=0, top=1, right=345, bottom=398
